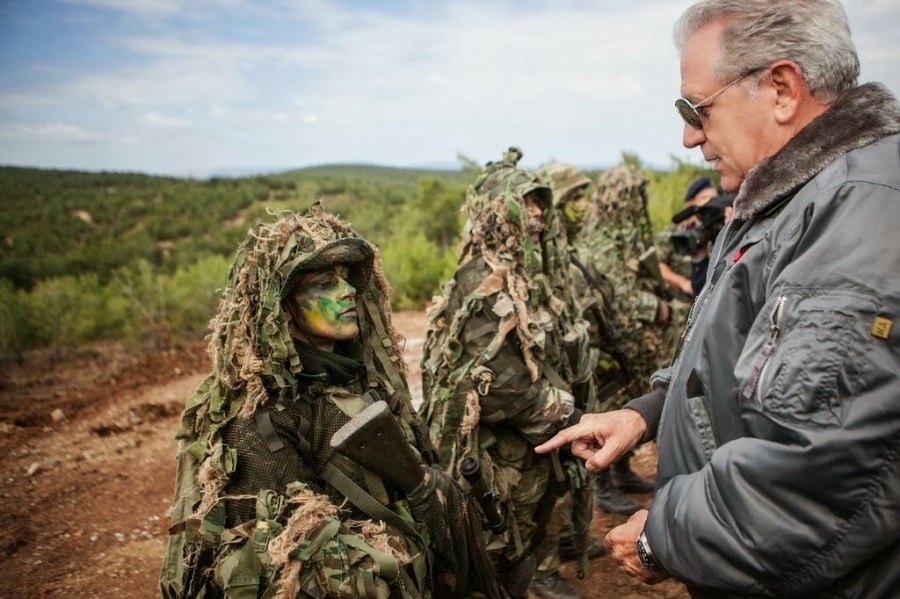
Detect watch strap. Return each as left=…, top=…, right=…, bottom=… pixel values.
left=637, top=530, right=663, bottom=572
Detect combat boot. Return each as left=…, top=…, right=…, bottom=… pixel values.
left=593, top=468, right=640, bottom=515
left=611, top=451, right=656, bottom=494
left=529, top=572, right=581, bottom=599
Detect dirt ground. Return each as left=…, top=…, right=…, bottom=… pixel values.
left=0, top=311, right=688, bottom=599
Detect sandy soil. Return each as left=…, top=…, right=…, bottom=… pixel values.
left=0, top=311, right=688, bottom=599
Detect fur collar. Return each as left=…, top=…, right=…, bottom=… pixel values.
left=733, top=82, right=900, bottom=221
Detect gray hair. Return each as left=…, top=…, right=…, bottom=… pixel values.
left=674, top=0, right=859, bottom=103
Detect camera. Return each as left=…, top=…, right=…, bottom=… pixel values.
left=670, top=194, right=734, bottom=256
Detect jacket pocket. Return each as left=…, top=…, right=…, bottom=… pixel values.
left=748, top=289, right=875, bottom=428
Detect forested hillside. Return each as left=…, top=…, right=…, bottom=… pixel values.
left=0, top=159, right=712, bottom=360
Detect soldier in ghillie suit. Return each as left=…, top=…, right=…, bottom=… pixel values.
left=159, top=205, right=503, bottom=599
left=525, top=162, right=632, bottom=599
left=420, top=148, right=592, bottom=599
left=576, top=164, right=690, bottom=513
left=587, top=165, right=689, bottom=390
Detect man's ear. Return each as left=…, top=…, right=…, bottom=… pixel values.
left=769, top=60, right=805, bottom=125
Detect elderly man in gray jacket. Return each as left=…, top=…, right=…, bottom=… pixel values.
left=537, top=0, right=900, bottom=597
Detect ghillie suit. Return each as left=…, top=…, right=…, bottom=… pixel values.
left=583, top=164, right=690, bottom=403
left=532, top=163, right=640, bottom=580
left=538, top=162, right=632, bottom=412
left=160, top=204, right=503, bottom=599
left=420, top=148, right=591, bottom=597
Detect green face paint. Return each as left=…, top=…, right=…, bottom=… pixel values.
left=287, top=265, right=359, bottom=351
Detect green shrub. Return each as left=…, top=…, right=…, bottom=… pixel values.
left=168, top=255, right=230, bottom=338
left=0, top=278, right=31, bottom=362
left=381, top=234, right=456, bottom=310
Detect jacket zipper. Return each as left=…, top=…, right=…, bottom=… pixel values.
left=742, top=295, right=787, bottom=403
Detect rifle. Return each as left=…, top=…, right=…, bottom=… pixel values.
left=459, top=456, right=507, bottom=535
left=330, top=400, right=425, bottom=494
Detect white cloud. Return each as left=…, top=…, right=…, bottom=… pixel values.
left=5, top=0, right=900, bottom=174
left=62, top=0, right=252, bottom=18
left=0, top=122, right=104, bottom=142
left=141, top=111, right=191, bottom=128
left=63, top=0, right=183, bottom=17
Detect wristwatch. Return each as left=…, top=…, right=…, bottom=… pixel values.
left=636, top=530, right=663, bottom=572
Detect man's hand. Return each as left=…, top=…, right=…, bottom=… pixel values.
left=534, top=409, right=646, bottom=471
left=604, top=510, right=669, bottom=585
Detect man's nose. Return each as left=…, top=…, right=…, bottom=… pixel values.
left=683, top=123, right=706, bottom=148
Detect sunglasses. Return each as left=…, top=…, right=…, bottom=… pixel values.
left=675, top=67, right=764, bottom=129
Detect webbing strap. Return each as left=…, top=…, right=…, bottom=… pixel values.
left=360, top=294, right=405, bottom=396
left=254, top=408, right=285, bottom=453
left=542, top=364, right=569, bottom=393
left=399, top=565, right=423, bottom=599
left=363, top=469, right=391, bottom=506
left=319, top=462, right=420, bottom=541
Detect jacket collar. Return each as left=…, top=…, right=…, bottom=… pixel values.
left=733, top=82, right=900, bottom=221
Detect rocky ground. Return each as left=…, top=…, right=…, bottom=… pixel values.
left=0, top=311, right=688, bottom=598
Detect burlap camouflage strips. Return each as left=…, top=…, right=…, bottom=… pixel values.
left=579, top=164, right=689, bottom=405
left=421, top=148, right=592, bottom=593
left=160, top=205, right=502, bottom=599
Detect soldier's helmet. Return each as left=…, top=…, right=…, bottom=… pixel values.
left=460, top=147, right=552, bottom=258
left=536, top=162, right=592, bottom=207
left=226, top=204, right=375, bottom=306
left=471, top=147, right=552, bottom=210
left=279, top=221, right=374, bottom=295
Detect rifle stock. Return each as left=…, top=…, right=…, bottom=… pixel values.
left=330, top=400, right=425, bottom=494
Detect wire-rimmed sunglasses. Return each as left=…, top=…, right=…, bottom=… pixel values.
left=675, top=67, right=764, bottom=129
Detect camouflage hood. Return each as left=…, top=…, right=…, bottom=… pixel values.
left=586, top=164, right=654, bottom=245
left=207, top=203, right=407, bottom=418
left=536, top=162, right=592, bottom=208
left=538, top=162, right=592, bottom=239
left=425, top=148, right=579, bottom=382
left=457, top=147, right=552, bottom=287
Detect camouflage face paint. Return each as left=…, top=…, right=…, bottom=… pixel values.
left=287, top=265, right=359, bottom=351
left=563, top=196, right=589, bottom=226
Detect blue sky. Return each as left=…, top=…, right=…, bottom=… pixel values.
left=1, top=0, right=898, bottom=177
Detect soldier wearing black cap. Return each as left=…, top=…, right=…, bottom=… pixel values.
left=658, top=176, right=720, bottom=298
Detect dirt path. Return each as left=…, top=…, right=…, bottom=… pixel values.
left=0, top=311, right=687, bottom=598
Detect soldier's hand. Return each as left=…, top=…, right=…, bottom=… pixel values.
left=604, top=510, right=669, bottom=585
left=534, top=409, right=646, bottom=471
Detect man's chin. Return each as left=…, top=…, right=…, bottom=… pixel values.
left=717, top=170, right=743, bottom=194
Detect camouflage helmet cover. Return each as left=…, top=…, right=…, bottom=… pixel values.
left=536, top=162, right=592, bottom=207
left=470, top=147, right=552, bottom=208
left=280, top=234, right=373, bottom=295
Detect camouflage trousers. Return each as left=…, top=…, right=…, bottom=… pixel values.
left=488, top=454, right=561, bottom=597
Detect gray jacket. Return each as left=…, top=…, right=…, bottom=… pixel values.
left=636, top=83, right=900, bottom=598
